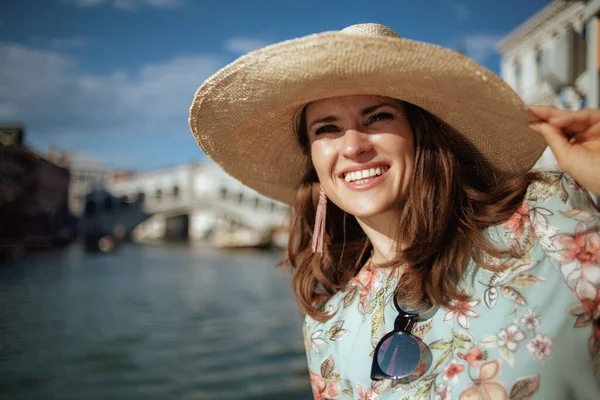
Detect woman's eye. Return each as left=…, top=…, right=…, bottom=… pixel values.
left=314, top=125, right=340, bottom=135
left=366, top=112, right=394, bottom=125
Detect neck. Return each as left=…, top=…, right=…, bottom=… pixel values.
left=355, top=210, right=404, bottom=264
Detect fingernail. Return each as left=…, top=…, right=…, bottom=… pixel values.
left=528, top=122, right=541, bottom=132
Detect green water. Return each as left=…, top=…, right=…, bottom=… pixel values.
left=0, top=243, right=311, bottom=399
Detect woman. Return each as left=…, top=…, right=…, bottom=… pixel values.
left=189, top=24, right=600, bottom=399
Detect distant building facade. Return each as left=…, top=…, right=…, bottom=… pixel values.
left=0, top=125, right=74, bottom=258
left=499, top=1, right=587, bottom=109
left=499, top=0, right=600, bottom=181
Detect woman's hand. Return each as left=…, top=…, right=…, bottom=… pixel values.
left=528, top=105, right=600, bottom=197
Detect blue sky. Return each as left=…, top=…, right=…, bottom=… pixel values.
left=0, top=0, right=550, bottom=171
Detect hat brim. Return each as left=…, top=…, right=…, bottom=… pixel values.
left=189, top=31, right=546, bottom=204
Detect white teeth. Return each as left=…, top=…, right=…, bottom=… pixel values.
left=344, top=166, right=388, bottom=183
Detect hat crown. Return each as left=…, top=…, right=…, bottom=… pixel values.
left=340, top=23, right=401, bottom=38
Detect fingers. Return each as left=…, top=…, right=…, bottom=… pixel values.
left=528, top=105, right=564, bottom=121
left=529, top=106, right=600, bottom=198
left=546, top=114, right=584, bottom=133
left=571, top=127, right=600, bottom=143
left=548, top=112, right=597, bottom=134
left=528, top=106, right=600, bottom=131
left=528, top=122, right=571, bottom=167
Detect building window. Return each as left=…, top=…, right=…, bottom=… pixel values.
left=238, top=192, right=244, bottom=203
left=156, top=189, right=163, bottom=202
left=173, top=185, right=180, bottom=198
left=220, top=187, right=228, bottom=199
left=254, top=197, right=260, bottom=208
left=535, top=47, right=543, bottom=84
left=137, top=192, right=145, bottom=204
left=514, top=59, right=522, bottom=95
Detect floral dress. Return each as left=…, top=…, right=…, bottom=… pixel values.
left=304, top=173, right=600, bottom=399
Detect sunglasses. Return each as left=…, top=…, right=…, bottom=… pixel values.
left=370, top=296, right=439, bottom=383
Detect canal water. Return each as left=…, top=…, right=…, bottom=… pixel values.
left=0, top=243, right=311, bottom=399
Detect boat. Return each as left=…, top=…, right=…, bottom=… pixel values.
left=211, top=226, right=272, bottom=249
left=79, top=188, right=149, bottom=252
left=271, top=225, right=290, bottom=249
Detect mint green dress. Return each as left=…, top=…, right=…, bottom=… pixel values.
left=304, top=173, right=600, bottom=399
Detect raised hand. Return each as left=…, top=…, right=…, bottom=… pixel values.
left=528, top=105, right=600, bottom=197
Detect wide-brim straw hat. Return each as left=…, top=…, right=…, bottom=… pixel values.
left=189, top=23, right=546, bottom=204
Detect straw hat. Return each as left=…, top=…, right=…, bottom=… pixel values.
left=189, top=23, right=545, bottom=204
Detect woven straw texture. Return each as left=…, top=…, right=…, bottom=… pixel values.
left=189, top=24, right=546, bottom=204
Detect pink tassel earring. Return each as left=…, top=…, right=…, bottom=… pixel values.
left=311, top=186, right=327, bottom=256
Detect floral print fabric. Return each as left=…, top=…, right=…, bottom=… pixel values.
left=304, top=173, right=600, bottom=399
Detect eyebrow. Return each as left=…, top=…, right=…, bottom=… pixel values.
left=308, top=102, right=397, bottom=130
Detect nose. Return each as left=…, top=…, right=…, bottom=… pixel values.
left=341, top=129, right=372, bottom=159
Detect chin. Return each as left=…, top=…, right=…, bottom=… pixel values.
left=342, top=201, right=398, bottom=219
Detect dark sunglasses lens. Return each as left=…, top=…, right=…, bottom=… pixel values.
left=376, top=332, right=421, bottom=377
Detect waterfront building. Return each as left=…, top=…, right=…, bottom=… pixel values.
left=0, top=126, right=27, bottom=207
left=499, top=1, right=588, bottom=109
left=499, top=0, right=600, bottom=204
left=0, top=125, right=74, bottom=260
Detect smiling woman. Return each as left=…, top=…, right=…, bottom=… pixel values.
left=303, top=96, right=415, bottom=221
left=188, top=23, right=600, bottom=400
left=292, top=95, right=537, bottom=323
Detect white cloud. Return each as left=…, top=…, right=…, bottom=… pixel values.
left=0, top=42, right=223, bottom=155
left=224, top=37, right=271, bottom=55
left=462, top=34, right=503, bottom=63
left=67, top=0, right=182, bottom=10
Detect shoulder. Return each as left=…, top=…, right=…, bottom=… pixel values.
left=519, top=172, right=600, bottom=255
left=483, top=172, right=599, bottom=257
left=525, top=172, right=599, bottom=216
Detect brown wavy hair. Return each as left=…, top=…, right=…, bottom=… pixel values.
left=282, top=101, right=539, bottom=322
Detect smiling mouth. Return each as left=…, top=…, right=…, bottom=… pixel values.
left=343, top=166, right=389, bottom=185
